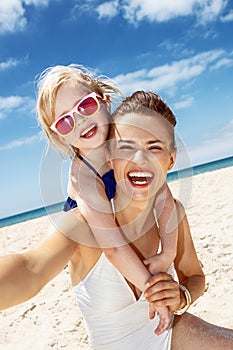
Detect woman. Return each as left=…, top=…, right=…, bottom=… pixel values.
left=38, top=63, right=179, bottom=333
left=1, top=91, right=233, bottom=349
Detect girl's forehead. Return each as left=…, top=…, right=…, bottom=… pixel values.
left=55, top=83, right=90, bottom=117
left=57, top=82, right=90, bottom=97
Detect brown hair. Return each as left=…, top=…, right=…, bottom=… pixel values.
left=110, top=91, right=176, bottom=150
left=111, top=91, right=176, bottom=126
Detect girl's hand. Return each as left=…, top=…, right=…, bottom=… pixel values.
left=144, top=272, right=181, bottom=312
left=149, top=303, right=171, bottom=335
left=143, top=253, right=174, bottom=275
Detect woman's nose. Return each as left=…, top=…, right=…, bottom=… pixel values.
left=132, top=148, right=148, bottom=164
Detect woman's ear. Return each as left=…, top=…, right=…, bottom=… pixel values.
left=168, top=148, right=177, bottom=170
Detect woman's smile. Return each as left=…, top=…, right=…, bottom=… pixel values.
left=127, top=169, right=154, bottom=188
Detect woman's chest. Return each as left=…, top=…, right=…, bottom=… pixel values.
left=73, top=253, right=145, bottom=314
left=120, top=211, right=160, bottom=259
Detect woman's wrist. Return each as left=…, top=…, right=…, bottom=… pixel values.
left=174, top=284, right=192, bottom=315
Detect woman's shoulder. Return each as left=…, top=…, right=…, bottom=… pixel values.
left=53, top=209, right=98, bottom=247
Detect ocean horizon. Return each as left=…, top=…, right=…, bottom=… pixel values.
left=1, top=155, right=232, bottom=229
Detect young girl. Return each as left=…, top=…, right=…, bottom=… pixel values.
left=37, top=64, right=178, bottom=334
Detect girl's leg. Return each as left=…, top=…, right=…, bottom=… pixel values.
left=171, top=312, right=233, bottom=350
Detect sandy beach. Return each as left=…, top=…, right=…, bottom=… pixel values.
left=0, top=166, right=233, bottom=349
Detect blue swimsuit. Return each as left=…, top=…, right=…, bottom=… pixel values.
left=63, top=154, right=116, bottom=212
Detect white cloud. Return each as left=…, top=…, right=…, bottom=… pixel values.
left=220, top=9, right=233, bottom=22
left=24, top=0, right=49, bottom=4
left=121, top=0, right=227, bottom=25
left=113, top=50, right=225, bottom=95
left=198, top=0, right=227, bottom=24
left=0, top=96, right=24, bottom=110
left=97, top=1, right=119, bottom=19
left=0, top=58, right=20, bottom=70
left=0, top=131, right=43, bottom=150
left=222, top=118, right=233, bottom=134
left=71, top=0, right=227, bottom=25
left=0, top=0, right=50, bottom=34
left=0, top=95, right=35, bottom=119
left=210, top=57, right=233, bottom=70
left=159, top=41, right=195, bottom=58
left=174, top=96, right=194, bottom=110
left=0, top=112, right=5, bottom=120
left=122, top=0, right=195, bottom=23
left=189, top=118, right=233, bottom=165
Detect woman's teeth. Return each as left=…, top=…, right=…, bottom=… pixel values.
left=128, top=171, right=153, bottom=185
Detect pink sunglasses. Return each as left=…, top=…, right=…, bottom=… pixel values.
left=50, top=92, right=105, bottom=136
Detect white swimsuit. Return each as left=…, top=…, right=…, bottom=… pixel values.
left=73, top=253, right=174, bottom=349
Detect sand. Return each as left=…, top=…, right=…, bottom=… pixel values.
left=0, top=166, right=232, bottom=349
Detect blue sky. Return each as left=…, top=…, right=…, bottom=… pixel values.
left=0, top=0, right=233, bottom=218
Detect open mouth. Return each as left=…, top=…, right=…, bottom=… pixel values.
left=81, top=124, right=97, bottom=138
left=127, top=171, right=154, bottom=187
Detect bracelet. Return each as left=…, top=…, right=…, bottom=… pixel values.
left=174, top=284, right=192, bottom=315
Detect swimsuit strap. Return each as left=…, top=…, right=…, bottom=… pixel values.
left=77, top=153, right=102, bottom=179
left=77, top=153, right=116, bottom=201
left=62, top=153, right=116, bottom=212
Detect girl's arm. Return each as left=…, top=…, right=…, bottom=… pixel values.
left=0, top=230, right=76, bottom=310
left=75, top=195, right=152, bottom=292
left=69, top=160, right=152, bottom=292
left=144, top=183, right=178, bottom=274
left=144, top=200, right=205, bottom=311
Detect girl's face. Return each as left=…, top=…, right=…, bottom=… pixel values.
left=109, top=112, right=176, bottom=202
left=53, top=82, right=110, bottom=153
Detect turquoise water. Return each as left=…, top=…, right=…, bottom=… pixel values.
left=1, top=156, right=232, bottom=229
left=0, top=202, right=64, bottom=229
left=167, top=155, right=233, bottom=181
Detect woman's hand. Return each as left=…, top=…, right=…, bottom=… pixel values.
left=144, top=272, right=183, bottom=312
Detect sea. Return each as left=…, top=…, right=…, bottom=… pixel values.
left=1, top=155, right=232, bottom=229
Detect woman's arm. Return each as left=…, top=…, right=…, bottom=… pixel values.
left=173, top=200, right=206, bottom=304
left=143, top=200, right=205, bottom=311
left=0, top=230, right=77, bottom=310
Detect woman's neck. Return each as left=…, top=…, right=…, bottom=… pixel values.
left=114, top=189, right=156, bottom=241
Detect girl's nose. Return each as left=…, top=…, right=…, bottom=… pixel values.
left=73, top=112, right=86, bottom=125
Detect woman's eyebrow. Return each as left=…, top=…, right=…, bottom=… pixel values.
left=146, top=140, right=163, bottom=145
left=117, top=139, right=135, bottom=144
left=117, top=140, right=163, bottom=144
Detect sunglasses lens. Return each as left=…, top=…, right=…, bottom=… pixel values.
left=78, top=97, right=99, bottom=117
left=55, top=115, right=74, bottom=135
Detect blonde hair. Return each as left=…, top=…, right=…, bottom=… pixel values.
left=36, top=64, right=122, bottom=158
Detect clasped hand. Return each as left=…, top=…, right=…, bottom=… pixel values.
left=144, top=272, right=181, bottom=318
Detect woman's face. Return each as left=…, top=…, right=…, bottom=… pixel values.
left=109, top=112, right=176, bottom=202
left=53, top=82, right=110, bottom=153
